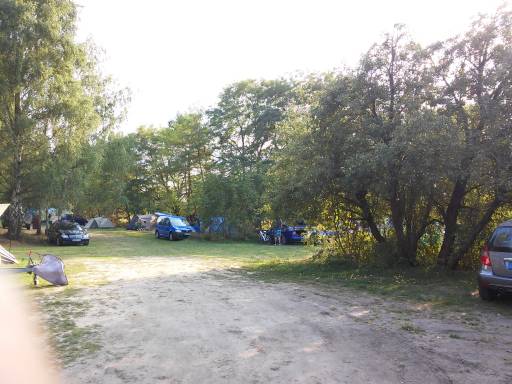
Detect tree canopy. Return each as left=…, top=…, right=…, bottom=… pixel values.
left=1, top=2, right=511, bottom=270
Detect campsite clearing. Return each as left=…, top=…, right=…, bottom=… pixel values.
left=4, top=229, right=512, bottom=384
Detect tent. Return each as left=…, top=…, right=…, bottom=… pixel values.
left=0, top=203, right=9, bottom=228
left=0, top=203, right=9, bottom=217
left=208, top=216, right=226, bottom=233
left=127, top=214, right=156, bottom=230
left=0, top=244, right=17, bottom=264
left=84, top=217, right=115, bottom=229
left=206, top=216, right=239, bottom=237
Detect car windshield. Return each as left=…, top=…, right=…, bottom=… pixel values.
left=58, top=222, right=81, bottom=230
left=491, top=227, right=512, bottom=251
left=170, top=217, right=189, bottom=227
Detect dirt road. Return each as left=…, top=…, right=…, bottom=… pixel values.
left=47, top=257, right=511, bottom=383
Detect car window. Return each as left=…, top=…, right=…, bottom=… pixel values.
left=490, top=227, right=512, bottom=252
left=59, top=222, right=81, bottom=230
left=170, top=217, right=189, bottom=227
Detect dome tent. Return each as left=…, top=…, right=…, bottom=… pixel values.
left=84, top=217, right=115, bottom=229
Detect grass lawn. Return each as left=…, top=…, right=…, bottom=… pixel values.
left=2, top=228, right=510, bottom=312
left=244, top=258, right=512, bottom=315
left=4, top=228, right=312, bottom=260
left=1, top=228, right=313, bottom=288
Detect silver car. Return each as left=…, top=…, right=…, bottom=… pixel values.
left=478, top=220, right=512, bottom=300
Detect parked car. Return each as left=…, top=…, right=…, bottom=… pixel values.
left=155, top=215, right=194, bottom=241
left=262, top=224, right=336, bottom=245
left=478, top=220, right=512, bottom=300
left=61, top=213, right=88, bottom=226
left=281, top=225, right=307, bottom=244
left=264, top=225, right=307, bottom=244
left=48, top=221, right=89, bottom=246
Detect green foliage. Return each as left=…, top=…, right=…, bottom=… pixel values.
left=0, top=0, right=126, bottom=237
left=1, top=2, right=511, bottom=272
left=269, top=9, right=512, bottom=269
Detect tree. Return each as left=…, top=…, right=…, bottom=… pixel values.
left=204, top=80, right=294, bottom=235
left=288, top=27, right=441, bottom=265
left=431, top=9, right=512, bottom=268
left=0, top=0, right=123, bottom=238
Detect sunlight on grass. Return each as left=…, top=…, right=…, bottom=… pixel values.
left=5, top=228, right=313, bottom=261
left=240, top=257, right=512, bottom=313
left=2, top=228, right=314, bottom=290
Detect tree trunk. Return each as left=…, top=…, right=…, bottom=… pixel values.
left=437, top=178, right=467, bottom=267
left=125, top=205, right=131, bottom=223
left=447, top=198, right=501, bottom=269
left=355, top=191, right=386, bottom=243
left=8, top=92, right=23, bottom=240
left=389, top=180, right=409, bottom=262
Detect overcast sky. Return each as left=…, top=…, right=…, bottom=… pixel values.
left=76, top=0, right=508, bottom=132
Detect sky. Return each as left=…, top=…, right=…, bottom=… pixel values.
left=76, top=0, right=508, bottom=132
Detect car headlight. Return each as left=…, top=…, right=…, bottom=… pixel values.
left=175, top=229, right=182, bottom=233
left=83, top=233, right=89, bottom=239
left=61, top=234, right=69, bottom=239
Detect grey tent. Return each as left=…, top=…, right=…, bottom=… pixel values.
left=127, top=214, right=156, bottom=230
left=0, top=244, right=17, bottom=264
left=85, top=217, right=115, bottom=229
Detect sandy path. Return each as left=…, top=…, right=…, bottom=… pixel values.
left=59, top=257, right=512, bottom=384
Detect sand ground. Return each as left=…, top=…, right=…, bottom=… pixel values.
left=35, top=257, right=512, bottom=384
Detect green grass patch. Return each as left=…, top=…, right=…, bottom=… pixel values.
left=3, top=228, right=313, bottom=262
left=2, top=229, right=314, bottom=289
left=241, top=257, right=512, bottom=313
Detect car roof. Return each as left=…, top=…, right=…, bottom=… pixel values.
left=160, top=214, right=185, bottom=219
left=498, top=220, right=512, bottom=227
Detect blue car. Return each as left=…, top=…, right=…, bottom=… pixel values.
left=265, top=225, right=307, bottom=244
left=155, top=215, right=194, bottom=241
left=281, top=225, right=307, bottom=244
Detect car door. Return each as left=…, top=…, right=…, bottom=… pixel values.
left=489, top=226, right=512, bottom=278
left=161, top=217, right=171, bottom=237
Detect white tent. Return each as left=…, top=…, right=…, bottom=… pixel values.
left=84, top=217, right=115, bottom=229
left=0, top=244, right=17, bottom=264
left=0, top=203, right=9, bottom=217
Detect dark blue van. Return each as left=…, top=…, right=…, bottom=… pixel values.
left=155, top=215, right=194, bottom=241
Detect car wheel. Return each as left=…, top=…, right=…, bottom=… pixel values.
left=155, top=230, right=160, bottom=239
left=479, top=286, right=497, bottom=301
left=56, top=237, right=62, bottom=246
left=83, top=240, right=89, bottom=246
